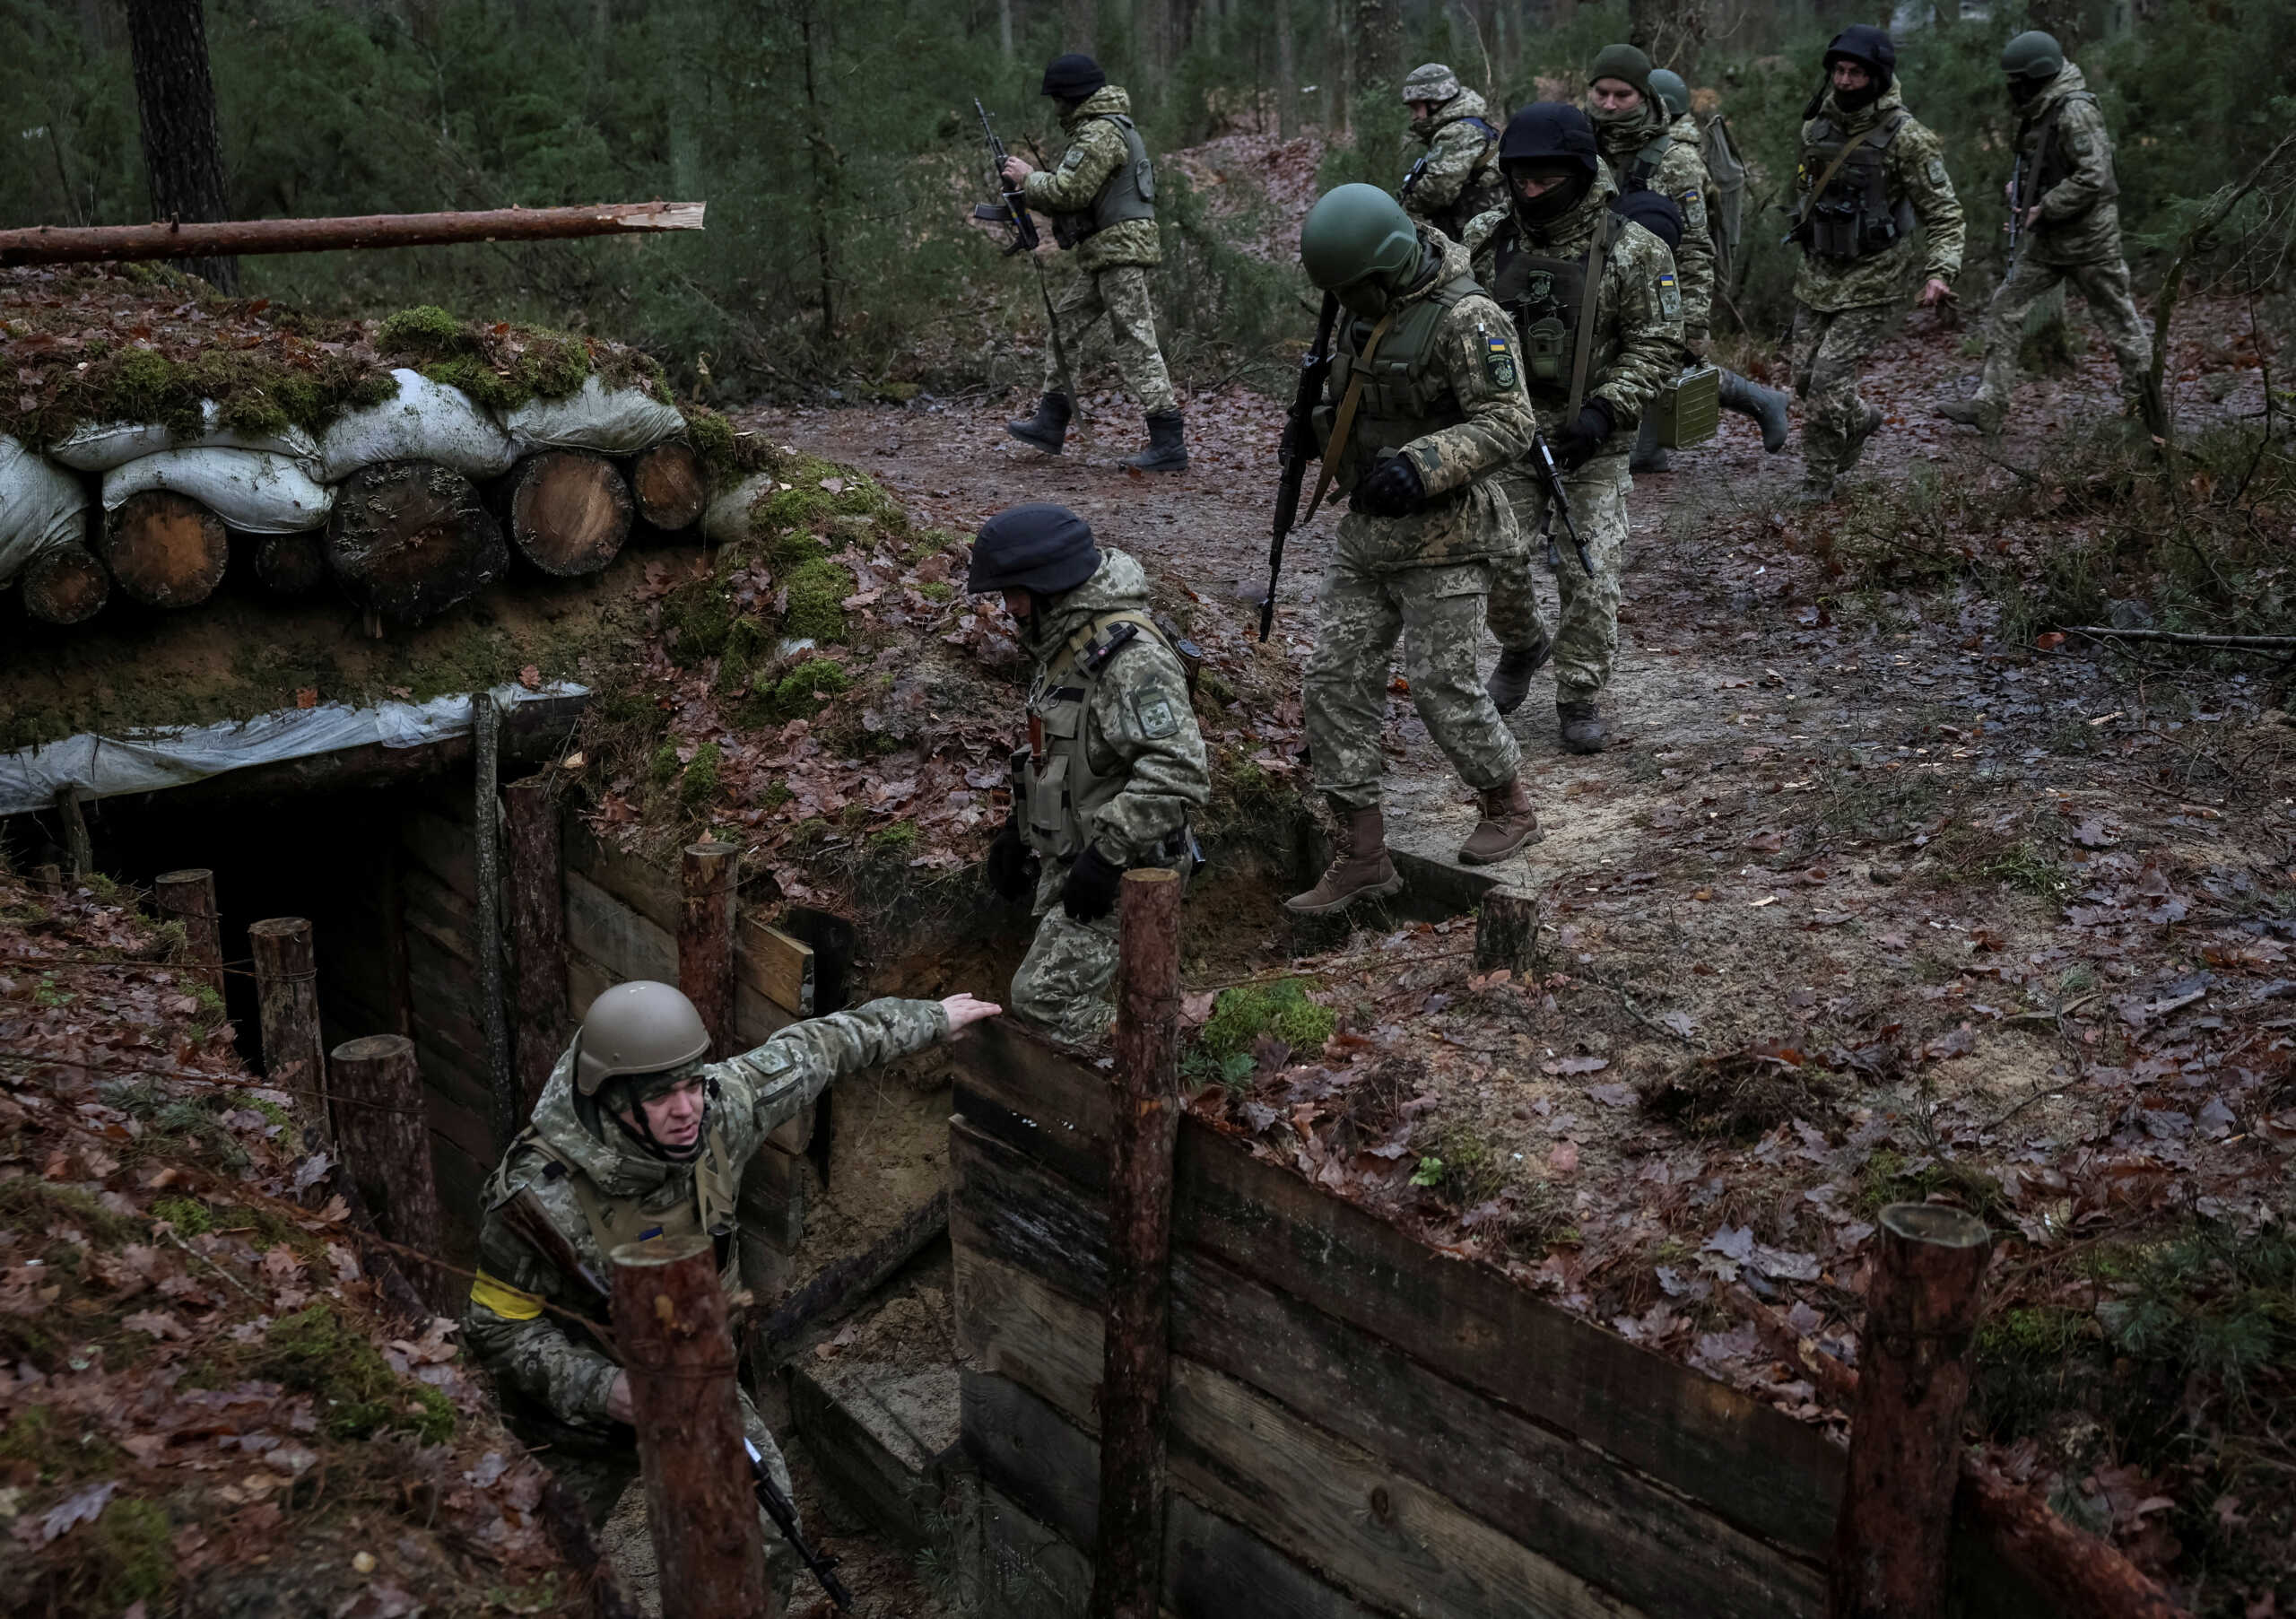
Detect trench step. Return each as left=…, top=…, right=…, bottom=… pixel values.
left=792, top=1356, right=962, bottom=1549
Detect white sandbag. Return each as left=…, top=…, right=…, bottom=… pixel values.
left=317, top=368, right=518, bottom=482
left=50, top=401, right=323, bottom=475
left=0, top=435, right=91, bottom=588
left=502, top=374, right=686, bottom=455
left=102, top=448, right=335, bottom=535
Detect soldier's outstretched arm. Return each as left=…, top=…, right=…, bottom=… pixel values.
left=1896, top=121, right=1967, bottom=287
left=716, top=997, right=957, bottom=1137
left=462, top=1197, right=624, bottom=1426
left=1591, top=224, right=1687, bottom=428
left=1083, top=643, right=1211, bottom=865
left=1022, top=120, right=1126, bottom=215
left=2038, top=99, right=2116, bottom=224
left=1399, top=294, right=1537, bottom=496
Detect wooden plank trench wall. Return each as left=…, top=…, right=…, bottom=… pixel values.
left=947, top=1021, right=2061, bottom=1619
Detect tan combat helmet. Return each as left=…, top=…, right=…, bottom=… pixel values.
left=574, top=980, right=711, bottom=1097
left=1401, top=62, right=1462, bottom=106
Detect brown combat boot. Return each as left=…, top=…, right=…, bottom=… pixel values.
left=1458, top=774, right=1540, bottom=865
left=1286, top=803, right=1404, bottom=914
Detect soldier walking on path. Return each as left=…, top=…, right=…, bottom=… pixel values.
left=1785, top=25, right=1965, bottom=504
left=1001, top=53, right=1188, bottom=473
left=1463, top=105, right=1680, bottom=754
left=1936, top=31, right=2162, bottom=438
left=463, top=979, right=1000, bottom=1602
left=1286, top=184, right=1543, bottom=914
left=1397, top=62, right=1506, bottom=242
left=970, top=504, right=1209, bottom=1044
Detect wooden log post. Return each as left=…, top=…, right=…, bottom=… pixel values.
left=608, top=1232, right=772, bottom=1619
left=474, top=691, right=517, bottom=1152
left=33, top=864, right=64, bottom=897
left=57, top=786, right=92, bottom=881
left=248, top=918, right=330, bottom=1146
left=252, top=530, right=328, bottom=596
left=503, top=775, right=570, bottom=1115
left=1090, top=866, right=1184, bottom=1619
left=504, top=450, right=635, bottom=576
left=630, top=441, right=706, bottom=532
left=328, top=1034, right=448, bottom=1310
left=680, top=840, right=739, bottom=1058
left=22, top=544, right=110, bottom=624
left=326, top=460, right=509, bottom=625
left=153, top=868, right=224, bottom=999
left=1829, top=1203, right=1992, bottom=1619
left=1474, top=885, right=1539, bottom=975
left=99, top=491, right=230, bottom=609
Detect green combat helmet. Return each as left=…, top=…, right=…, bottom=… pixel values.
left=2000, top=30, right=2064, bottom=83
left=1648, top=67, right=1690, bottom=120
left=1401, top=62, right=1462, bottom=105
left=1300, top=184, right=1424, bottom=318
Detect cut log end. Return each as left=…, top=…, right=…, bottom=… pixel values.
left=327, top=458, right=507, bottom=623
left=22, top=544, right=111, bottom=625
left=630, top=440, right=706, bottom=532
left=100, top=491, right=229, bottom=609
left=253, top=530, right=329, bottom=596
left=507, top=449, right=634, bottom=575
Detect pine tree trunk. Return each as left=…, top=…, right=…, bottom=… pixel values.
left=99, top=490, right=230, bottom=608
left=1274, top=0, right=1298, bottom=136
left=326, top=459, right=508, bottom=624
left=1064, top=0, right=1096, bottom=54
left=122, top=0, right=239, bottom=293
left=1350, top=0, right=1401, bottom=164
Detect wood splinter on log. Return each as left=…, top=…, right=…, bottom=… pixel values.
left=253, top=530, right=328, bottom=596
left=0, top=200, right=706, bottom=267
left=22, top=544, right=111, bottom=624
left=629, top=440, right=706, bottom=532
left=100, top=490, right=230, bottom=609
left=327, top=458, right=508, bottom=624
left=505, top=449, right=634, bottom=576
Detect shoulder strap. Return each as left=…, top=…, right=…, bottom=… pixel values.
left=1057, top=609, right=1164, bottom=677
left=1796, top=135, right=1863, bottom=230
left=1565, top=208, right=1613, bottom=422
left=523, top=1136, right=622, bottom=1262
left=1630, top=130, right=1673, bottom=187
left=1869, top=109, right=1911, bottom=150
left=1304, top=309, right=1397, bottom=518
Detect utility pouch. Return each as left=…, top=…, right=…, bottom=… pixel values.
left=1648, top=363, right=1720, bottom=449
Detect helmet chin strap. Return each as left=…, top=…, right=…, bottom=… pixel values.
left=606, top=1075, right=710, bottom=1162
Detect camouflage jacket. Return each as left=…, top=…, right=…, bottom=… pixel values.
left=1792, top=86, right=1966, bottom=312
left=1022, top=85, right=1161, bottom=274
left=1320, top=230, right=1537, bottom=572
left=2013, top=64, right=2121, bottom=267
left=1401, top=89, right=1507, bottom=238
left=1017, top=547, right=1210, bottom=866
left=1594, top=104, right=1718, bottom=341
left=462, top=998, right=950, bottom=1436
left=1464, top=165, right=1683, bottom=453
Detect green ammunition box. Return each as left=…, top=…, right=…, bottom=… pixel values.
left=1648, top=362, right=1720, bottom=449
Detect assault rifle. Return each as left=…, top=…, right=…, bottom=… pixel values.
left=970, top=98, right=1039, bottom=255
left=1527, top=431, right=1596, bottom=577
left=749, top=1437, right=856, bottom=1611
left=2005, top=145, right=2031, bottom=265
left=1260, top=291, right=1340, bottom=642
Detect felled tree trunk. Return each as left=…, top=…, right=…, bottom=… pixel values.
left=504, top=450, right=633, bottom=576
left=629, top=441, right=706, bottom=532
left=327, top=458, right=508, bottom=623
left=100, top=489, right=230, bottom=608
left=22, top=544, right=110, bottom=624
left=253, top=530, right=327, bottom=596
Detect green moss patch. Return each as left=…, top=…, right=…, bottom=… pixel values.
left=1192, top=979, right=1335, bottom=1083
left=782, top=559, right=855, bottom=644
left=736, top=657, right=852, bottom=727
left=678, top=743, right=724, bottom=813
left=253, top=1302, right=457, bottom=1443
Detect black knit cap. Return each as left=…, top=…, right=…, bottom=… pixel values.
left=1041, top=53, right=1107, bottom=99
left=968, top=503, right=1101, bottom=596
left=1498, top=102, right=1600, bottom=178
left=1613, top=188, right=1683, bottom=253
left=1823, top=24, right=1895, bottom=90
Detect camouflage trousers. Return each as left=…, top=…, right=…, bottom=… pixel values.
left=1977, top=255, right=2152, bottom=405
left=1042, top=264, right=1178, bottom=417
left=1012, top=855, right=1188, bottom=1046
left=1789, top=300, right=1901, bottom=484
left=1305, top=551, right=1521, bottom=812
left=1487, top=454, right=1631, bottom=702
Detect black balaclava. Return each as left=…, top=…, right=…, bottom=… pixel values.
left=1515, top=164, right=1591, bottom=226
left=1499, top=103, right=1601, bottom=230
left=1822, top=24, right=1895, bottom=113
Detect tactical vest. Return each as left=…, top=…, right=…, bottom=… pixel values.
left=1797, top=109, right=1915, bottom=260
left=1622, top=129, right=1674, bottom=194
left=2016, top=91, right=2095, bottom=213
left=1488, top=222, right=1611, bottom=403
left=1051, top=114, right=1158, bottom=249
left=1015, top=610, right=1189, bottom=864
left=1403, top=116, right=1504, bottom=239
left=1319, top=271, right=1481, bottom=488
left=525, top=1113, right=745, bottom=1314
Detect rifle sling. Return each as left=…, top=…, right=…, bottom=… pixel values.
left=1565, top=208, right=1612, bottom=422
left=1303, top=308, right=1397, bottom=518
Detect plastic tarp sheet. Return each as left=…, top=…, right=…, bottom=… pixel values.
left=501, top=375, right=687, bottom=455
left=0, top=683, right=587, bottom=816
left=101, top=448, right=335, bottom=535
left=317, top=369, right=520, bottom=483
left=51, top=403, right=324, bottom=475
left=0, top=435, right=90, bottom=589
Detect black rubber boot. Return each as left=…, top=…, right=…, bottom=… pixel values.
left=1005, top=392, right=1072, bottom=454
left=1558, top=699, right=1608, bottom=754
left=1718, top=369, right=1792, bottom=453
left=1484, top=637, right=1554, bottom=716
left=1122, top=410, right=1188, bottom=473
left=1628, top=415, right=1672, bottom=474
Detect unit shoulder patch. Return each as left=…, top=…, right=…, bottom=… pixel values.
left=1134, top=691, right=1180, bottom=739
left=1483, top=334, right=1518, bottom=389
left=1060, top=147, right=1086, bottom=172
left=1657, top=271, right=1682, bottom=320
left=1926, top=156, right=1948, bottom=187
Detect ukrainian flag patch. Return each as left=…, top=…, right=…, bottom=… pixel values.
left=1483, top=335, right=1518, bottom=389
left=1657, top=271, right=1682, bottom=319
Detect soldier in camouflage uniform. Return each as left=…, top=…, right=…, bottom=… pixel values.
left=1463, top=104, right=1681, bottom=754
left=1585, top=47, right=1715, bottom=360
left=972, top=504, right=1209, bottom=1044
left=1002, top=53, right=1187, bottom=473
left=1285, top=184, right=1542, bottom=913
left=464, top=979, right=998, bottom=1597
left=1786, top=25, right=1965, bottom=502
left=1397, top=62, right=1506, bottom=241
left=1937, top=31, right=2160, bottom=436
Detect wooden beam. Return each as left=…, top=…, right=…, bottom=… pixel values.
left=680, top=840, right=738, bottom=1058
left=328, top=1033, right=448, bottom=1312
left=248, top=917, right=329, bottom=1147
left=473, top=691, right=516, bottom=1153
left=502, top=774, right=569, bottom=1115
left=0, top=200, right=707, bottom=266
left=751, top=1189, right=948, bottom=1367
left=153, top=867, right=223, bottom=1000
left=740, top=916, right=815, bottom=1016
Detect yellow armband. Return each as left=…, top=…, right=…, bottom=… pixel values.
left=469, top=1269, right=544, bottom=1320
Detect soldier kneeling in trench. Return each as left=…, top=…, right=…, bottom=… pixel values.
left=462, top=978, right=1000, bottom=1598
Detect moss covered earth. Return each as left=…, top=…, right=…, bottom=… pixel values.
left=1189, top=979, right=1337, bottom=1084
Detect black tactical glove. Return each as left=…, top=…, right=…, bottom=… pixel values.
left=1059, top=843, right=1126, bottom=923
left=1554, top=398, right=1617, bottom=470
left=985, top=814, right=1039, bottom=902
left=1351, top=452, right=1426, bottom=518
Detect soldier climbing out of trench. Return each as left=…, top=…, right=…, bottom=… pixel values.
left=462, top=977, right=1000, bottom=1602
left=972, top=502, right=1210, bottom=1046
